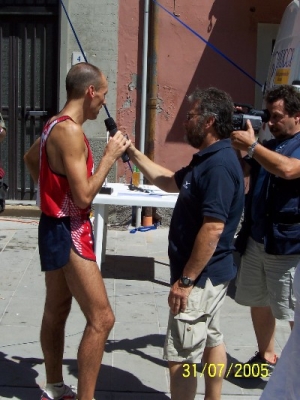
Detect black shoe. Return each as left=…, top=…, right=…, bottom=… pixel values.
left=230, top=351, right=278, bottom=378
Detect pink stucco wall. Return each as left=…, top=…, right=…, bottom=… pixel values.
left=116, top=0, right=290, bottom=181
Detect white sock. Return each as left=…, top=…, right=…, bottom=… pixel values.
left=44, top=382, right=65, bottom=398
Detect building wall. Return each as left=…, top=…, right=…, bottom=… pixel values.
left=59, top=0, right=290, bottom=182
left=59, top=0, right=120, bottom=181
left=117, top=0, right=290, bottom=179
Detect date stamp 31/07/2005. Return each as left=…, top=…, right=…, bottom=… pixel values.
left=182, top=363, right=270, bottom=379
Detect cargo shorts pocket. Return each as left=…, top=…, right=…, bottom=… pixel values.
left=174, top=310, right=210, bottom=350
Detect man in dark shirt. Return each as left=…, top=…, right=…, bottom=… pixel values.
left=231, top=85, right=300, bottom=379
left=127, top=87, right=244, bottom=400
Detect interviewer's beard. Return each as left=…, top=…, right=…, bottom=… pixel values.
left=185, top=120, right=206, bottom=149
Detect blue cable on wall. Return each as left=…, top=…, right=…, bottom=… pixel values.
left=60, top=0, right=111, bottom=117
left=60, top=0, right=262, bottom=89
left=152, top=0, right=263, bottom=88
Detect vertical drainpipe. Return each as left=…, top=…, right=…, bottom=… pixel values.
left=139, top=0, right=149, bottom=185
left=134, top=0, right=150, bottom=227
left=142, top=0, right=159, bottom=224
left=146, top=0, right=159, bottom=163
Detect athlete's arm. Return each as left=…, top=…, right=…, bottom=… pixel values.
left=50, top=121, right=130, bottom=209
left=24, top=137, right=40, bottom=184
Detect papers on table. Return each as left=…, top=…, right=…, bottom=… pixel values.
left=115, top=185, right=177, bottom=197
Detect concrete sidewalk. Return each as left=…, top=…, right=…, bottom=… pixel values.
left=0, top=217, right=290, bottom=399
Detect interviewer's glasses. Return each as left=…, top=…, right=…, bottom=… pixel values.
left=186, top=113, right=201, bottom=121
left=187, top=112, right=218, bottom=121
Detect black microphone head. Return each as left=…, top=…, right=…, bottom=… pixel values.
left=104, top=117, right=117, bottom=132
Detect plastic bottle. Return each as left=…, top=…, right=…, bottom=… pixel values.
left=132, top=165, right=140, bottom=187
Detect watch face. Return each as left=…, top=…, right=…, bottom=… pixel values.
left=181, top=276, right=193, bottom=286
left=182, top=277, right=189, bottom=286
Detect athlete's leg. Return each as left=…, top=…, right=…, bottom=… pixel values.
left=63, top=249, right=115, bottom=400
left=40, top=269, right=73, bottom=383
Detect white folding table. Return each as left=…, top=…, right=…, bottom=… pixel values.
left=92, top=183, right=178, bottom=266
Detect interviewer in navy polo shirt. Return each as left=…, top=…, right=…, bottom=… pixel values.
left=127, top=87, right=244, bottom=400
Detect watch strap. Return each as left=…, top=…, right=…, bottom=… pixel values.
left=247, top=141, right=258, bottom=158
left=180, top=275, right=195, bottom=287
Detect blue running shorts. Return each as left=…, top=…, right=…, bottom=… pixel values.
left=38, top=213, right=72, bottom=271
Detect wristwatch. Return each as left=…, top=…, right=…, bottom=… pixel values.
left=247, top=141, right=258, bottom=158
left=180, top=275, right=195, bottom=287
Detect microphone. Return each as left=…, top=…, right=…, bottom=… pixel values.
left=104, top=117, right=130, bottom=163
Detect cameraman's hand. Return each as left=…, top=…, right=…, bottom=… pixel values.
left=230, top=119, right=256, bottom=151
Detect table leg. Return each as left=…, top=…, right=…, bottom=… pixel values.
left=102, top=205, right=109, bottom=263
left=93, top=204, right=108, bottom=269
left=136, top=206, right=142, bottom=227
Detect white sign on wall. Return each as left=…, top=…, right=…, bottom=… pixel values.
left=71, top=52, right=86, bottom=66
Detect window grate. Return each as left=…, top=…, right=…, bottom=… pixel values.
left=0, top=1, right=58, bottom=5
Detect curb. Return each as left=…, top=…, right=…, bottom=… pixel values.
left=1, top=204, right=41, bottom=219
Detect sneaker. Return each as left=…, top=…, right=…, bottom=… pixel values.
left=230, top=352, right=278, bottom=378
left=40, top=384, right=77, bottom=400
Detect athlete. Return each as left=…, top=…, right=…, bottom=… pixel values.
left=24, top=62, right=130, bottom=400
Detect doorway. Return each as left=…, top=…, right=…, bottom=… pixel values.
left=0, top=2, right=59, bottom=200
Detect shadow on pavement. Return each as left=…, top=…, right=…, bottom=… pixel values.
left=105, top=333, right=167, bottom=368
left=0, top=352, right=41, bottom=399
left=224, top=352, right=268, bottom=391
left=102, top=255, right=170, bottom=287
left=0, top=349, right=170, bottom=399
left=102, top=252, right=241, bottom=295
left=102, top=255, right=156, bottom=281
left=96, top=364, right=169, bottom=397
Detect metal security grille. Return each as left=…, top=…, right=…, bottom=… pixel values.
left=0, top=1, right=57, bottom=6
left=0, top=3, right=59, bottom=200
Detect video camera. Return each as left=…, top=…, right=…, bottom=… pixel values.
left=233, top=103, right=270, bottom=131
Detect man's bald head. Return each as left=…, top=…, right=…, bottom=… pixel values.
left=65, top=62, right=106, bottom=100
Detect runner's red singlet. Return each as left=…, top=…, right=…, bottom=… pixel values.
left=37, top=116, right=96, bottom=261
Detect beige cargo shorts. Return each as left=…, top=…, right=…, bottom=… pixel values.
left=163, top=278, right=228, bottom=362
